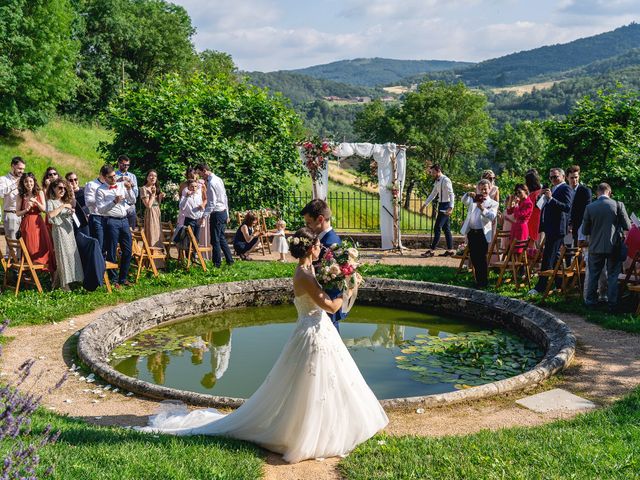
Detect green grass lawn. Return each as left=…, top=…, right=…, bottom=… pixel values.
left=27, top=411, right=263, bottom=480
left=0, top=118, right=111, bottom=184
left=341, top=387, right=640, bottom=480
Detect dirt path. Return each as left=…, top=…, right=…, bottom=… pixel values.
left=2, top=255, right=639, bottom=480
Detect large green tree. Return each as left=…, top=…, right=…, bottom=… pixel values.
left=0, top=0, right=78, bottom=133
left=490, top=120, right=548, bottom=175
left=401, top=81, right=492, bottom=175
left=101, top=73, right=304, bottom=209
left=545, top=87, right=640, bottom=209
left=64, top=0, right=196, bottom=117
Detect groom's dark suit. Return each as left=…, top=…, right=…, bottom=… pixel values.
left=316, top=227, right=344, bottom=331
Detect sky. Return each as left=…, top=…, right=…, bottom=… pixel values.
left=171, top=0, right=640, bottom=72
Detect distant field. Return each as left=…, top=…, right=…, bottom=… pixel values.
left=383, top=85, right=411, bottom=94
left=491, top=81, right=559, bottom=96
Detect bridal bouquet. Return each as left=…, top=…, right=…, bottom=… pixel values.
left=316, top=240, right=362, bottom=313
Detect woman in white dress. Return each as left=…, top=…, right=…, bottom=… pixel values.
left=140, top=227, right=388, bottom=463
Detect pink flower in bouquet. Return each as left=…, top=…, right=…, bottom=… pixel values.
left=321, top=142, right=330, bottom=153
left=340, top=263, right=355, bottom=276
left=324, top=249, right=334, bottom=260
left=303, top=142, right=314, bottom=150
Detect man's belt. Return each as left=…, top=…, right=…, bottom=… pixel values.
left=3, top=210, right=16, bottom=214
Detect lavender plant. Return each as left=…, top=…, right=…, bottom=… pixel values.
left=0, top=319, right=63, bottom=479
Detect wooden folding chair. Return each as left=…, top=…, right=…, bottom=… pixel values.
left=161, top=221, right=175, bottom=261
left=494, top=238, right=531, bottom=290
left=131, top=229, right=165, bottom=281
left=487, top=230, right=513, bottom=268
left=2, top=238, right=48, bottom=296
left=453, top=244, right=473, bottom=274
left=539, top=245, right=582, bottom=302
left=103, top=261, right=119, bottom=293
left=185, top=225, right=211, bottom=272
left=257, top=210, right=272, bottom=256
left=628, top=284, right=640, bottom=315
left=528, top=237, right=546, bottom=274
left=619, top=250, right=640, bottom=290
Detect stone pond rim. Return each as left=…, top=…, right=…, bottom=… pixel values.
left=76, top=278, right=576, bottom=409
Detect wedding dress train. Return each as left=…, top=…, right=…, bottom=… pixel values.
left=139, top=293, right=389, bottom=463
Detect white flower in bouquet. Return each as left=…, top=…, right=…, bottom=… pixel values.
left=347, top=248, right=359, bottom=260
left=329, top=264, right=341, bottom=276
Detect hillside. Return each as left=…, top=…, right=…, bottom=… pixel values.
left=455, top=23, right=640, bottom=87
left=289, top=58, right=473, bottom=87
left=244, top=71, right=382, bottom=105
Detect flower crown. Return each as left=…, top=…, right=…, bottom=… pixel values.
left=288, top=236, right=313, bottom=247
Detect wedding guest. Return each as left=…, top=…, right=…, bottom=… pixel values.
left=460, top=179, right=499, bottom=289
left=567, top=165, right=592, bottom=247
left=0, top=157, right=25, bottom=254
left=46, top=179, right=83, bottom=291
left=115, top=154, right=139, bottom=229
left=96, top=165, right=135, bottom=288
left=16, top=173, right=54, bottom=271
left=528, top=168, right=574, bottom=296
left=84, top=168, right=107, bottom=253
left=272, top=219, right=289, bottom=262
left=420, top=164, right=455, bottom=257
left=195, top=163, right=234, bottom=268
left=41, top=167, right=59, bottom=192
left=582, top=183, right=631, bottom=312
left=577, top=224, right=608, bottom=304
left=233, top=211, right=262, bottom=260
left=505, top=184, right=533, bottom=253
left=525, top=169, right=543, bottom=247
left=482, top=170, right=500, bottom=202
left=625, top=220, right=640, bottom=262
left=141, top=170, right=165, bottom=250
left=177, top=179, right=205, bottom=259
left=65, top=171, right=89, bottom=235
left=178, top=167, right=210, bottom=260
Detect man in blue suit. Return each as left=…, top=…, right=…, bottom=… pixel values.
left=301, top=199, right=344, bottom=331
left=529, top=167, right=575, bottom=295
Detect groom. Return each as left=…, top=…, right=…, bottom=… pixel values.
left=301, top=199, right=344, bottom=331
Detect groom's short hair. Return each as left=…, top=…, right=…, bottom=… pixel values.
left=300, top=199, right=332, bottom=221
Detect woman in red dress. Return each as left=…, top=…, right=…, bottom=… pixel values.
left=16, top=173, right=55, bottom=271
left=525, top=169, right=542, bottom=246
left=505, top=184, right=533, bottom=253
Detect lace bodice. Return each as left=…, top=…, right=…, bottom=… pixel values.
left=294, top=293, right=325, bottom=326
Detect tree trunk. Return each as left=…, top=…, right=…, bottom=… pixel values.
left=404, top=180, right=416, bottom=210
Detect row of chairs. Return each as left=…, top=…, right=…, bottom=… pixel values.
left=455, top=230, right=640, bottom=311
left=1, top=224, right=209, bottom=296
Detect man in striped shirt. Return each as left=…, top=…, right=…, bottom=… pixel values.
left=419, top=164, right=455, bottom=258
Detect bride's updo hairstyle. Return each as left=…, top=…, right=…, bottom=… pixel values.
left=288, top=227, right=318, bottom=259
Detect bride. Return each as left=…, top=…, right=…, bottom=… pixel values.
left=139, top=227, right=388, bottom=463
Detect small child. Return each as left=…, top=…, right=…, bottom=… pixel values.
left=271, top=219, right=289, bottom=262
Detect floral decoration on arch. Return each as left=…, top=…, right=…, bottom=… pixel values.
left=300, top=137, right=336, bottom=184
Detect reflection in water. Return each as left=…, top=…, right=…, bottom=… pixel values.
left=343, top=324, right=406, bottom=349
left=200, top=330, right=232, bottom=388
left=147, top=352, right=170, bottom=384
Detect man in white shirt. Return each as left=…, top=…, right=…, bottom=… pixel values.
left=115, top=155, right=139, bottom=229
left=84, top=169, right=107, bottom=253
left=96, top=165, right=136, bottom=287
left=419, top=164, right=455, bottom=257
left=0, top=157, right=25, bottom=256
left=460, top=179, right=499, bottom=289
left=195, top=163, right=234, bottom=268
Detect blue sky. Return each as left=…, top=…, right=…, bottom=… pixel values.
left=171, top=0, right=640, bottom=72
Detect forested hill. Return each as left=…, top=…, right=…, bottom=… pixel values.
left=244, top=71, right=382, bottom=105
left=455, top=23, right=640, bottom=87
left=288, top=58, right=473, bottom=86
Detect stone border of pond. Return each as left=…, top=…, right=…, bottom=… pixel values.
left=77, top=278, right=575, bottom=409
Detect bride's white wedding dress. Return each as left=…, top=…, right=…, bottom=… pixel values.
left=140, top=292, right=389, bottom=463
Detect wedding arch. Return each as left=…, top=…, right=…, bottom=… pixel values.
left=299, top=142, right=407, bottom=251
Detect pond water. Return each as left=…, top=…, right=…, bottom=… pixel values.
left=110, top=304, right=543, bottom=400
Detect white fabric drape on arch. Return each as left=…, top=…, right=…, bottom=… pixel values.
left=298, top=148, right=329, bottom=201
left=333, top=143, right=406, bottom=250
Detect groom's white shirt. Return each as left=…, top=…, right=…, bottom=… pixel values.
left=460, top=193, right=499, bottom=243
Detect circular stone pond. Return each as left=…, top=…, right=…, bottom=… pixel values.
left=108, top=304, right=543, bottom=400
left=77, top=278, right=576, bottom=408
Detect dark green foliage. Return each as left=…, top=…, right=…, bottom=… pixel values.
left=489, top=120, right=548, bottom=176
left=0, top=0, right=78, bottom=133
left=290, top=57, right=473, bottom=87
left=198, top=50, right=238, bottom=79
left=101, top=73, right=304, bottom=211
left=245, top=71, right=382, bottom=105
left=297, top=100, right=365, bottom=140
left=456, top=23, right=640, bottom=87
left=62, top=0, right=196, bottom=117
left=545, top=87, right=640, bottom=211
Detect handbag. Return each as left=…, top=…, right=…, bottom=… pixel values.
left=612, top=201, right=628, bottom=261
